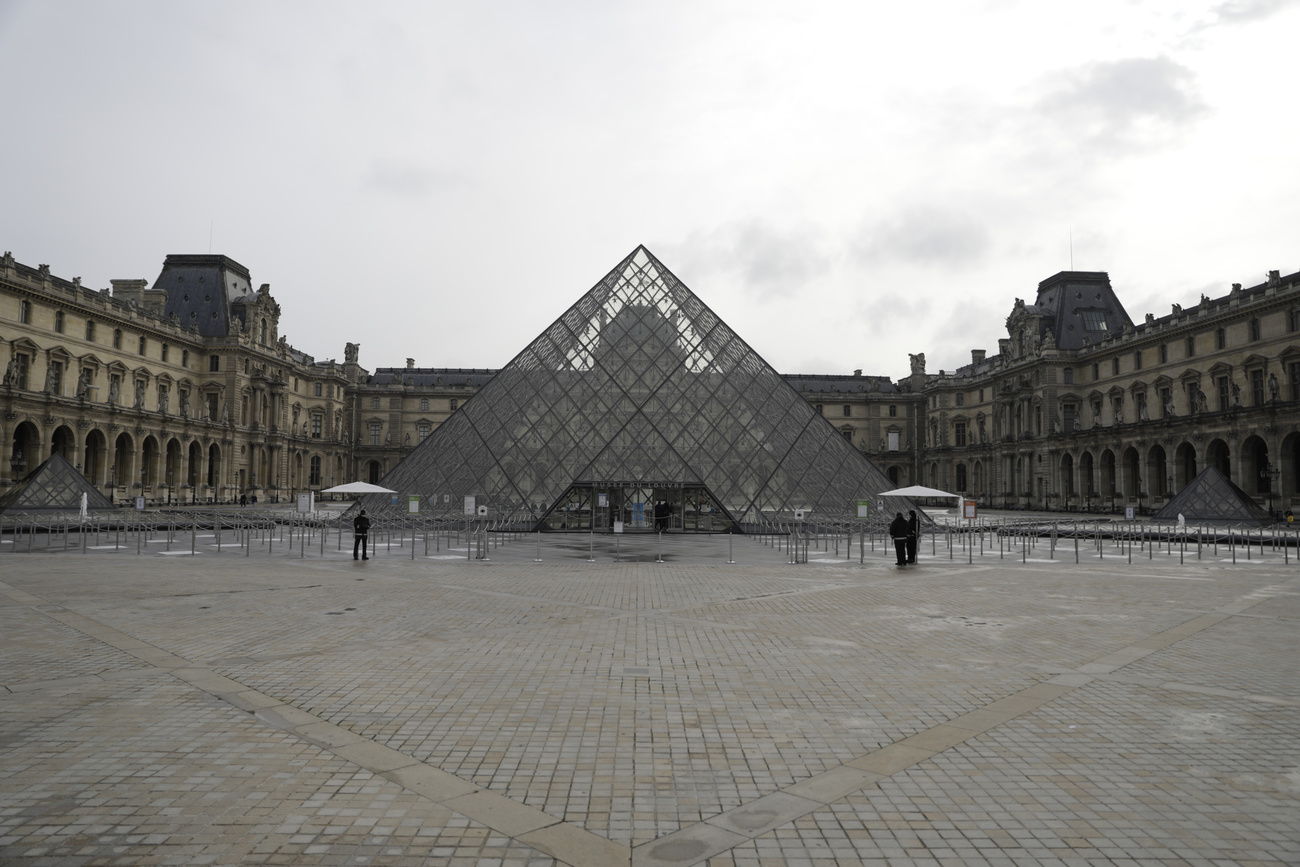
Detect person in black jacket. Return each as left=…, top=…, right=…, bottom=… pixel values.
left=353, top=509, right=371, bottom=560
left=906, top=510, right=919, bottom=564
left=889, top=512, right=909, bottom=566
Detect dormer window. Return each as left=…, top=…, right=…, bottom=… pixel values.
left=1080, top=310, right=1108, bottom=331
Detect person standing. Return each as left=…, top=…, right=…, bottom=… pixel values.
left=906, top=510, right=919, bottom=564
left=353, top=509, right=371, bottom=560
left=889, top=512, right=909, bottom=566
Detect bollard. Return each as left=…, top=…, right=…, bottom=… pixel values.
left=727, top=532, right=734, bottom=565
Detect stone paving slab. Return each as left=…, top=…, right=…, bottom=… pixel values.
left=1, top=531, right=1298, bottom=865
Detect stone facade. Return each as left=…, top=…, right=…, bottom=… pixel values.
left=4, top=251, right=1297, bottom=513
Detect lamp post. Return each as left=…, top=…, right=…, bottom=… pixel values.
left=1262, top=463, right=1279, bottom=517
left=109, top=463, right=116, bottom=504
left=166, top=468, right=173, bottom=506
left=9, top=447, right=26, bottom=481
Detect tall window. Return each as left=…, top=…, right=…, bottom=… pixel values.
left=113, top=329, right=123, bottom=349
left=13, top=354, right=30, bottom=389
left=1292, top=362, right=1300, bottom=401
left=1292, top=309, right=1300, bottom=333
left=1217, top=376, right=1230, bottom=411
left=1186, top=335, right=1195, bottom=357
left=450, top=399, right=458, bottom=411
left=313, top=383, right=322, bottom=397
left=48, top=360, right=63, bottom=395
left=18, top=300, right=31, bottom=323
left=420, top=397, right=429, bottom=411
left=181, top=349, right=188, bottom=368
left=54, top=310, right=64, bottom=333
left=954, top=421, right=967, bottom=446
left=1062, top=368, right=1073, bottom=385
left=369, top=423, right=381, bottom=445
left=1112, top=357, right=1120, bottom=376
left=86, top=320, right=96, bottom=341
left=842, top=404, right=851, bottom=416
left=1249, top=318, right=1261, bottom=341
left=311, top=414, right=322, bottom=438
left=1158, top=344, right=1168, bottom=364
left=138, top=335, right=147, bottom=355
left=161, top=344, right=169, bottom=363
left=417, top=423, right=430, bottom=441
left=209, top=355, right=220, bottom=372
left=1063, top=402, right=1077, bottom=433
left=1251, top=369, right=1265, bottom=406
left=372, top=396, right=380, bottom=409
left=1134, top=350, right=1142, bottom=370
left=888, top=404, right=897, bottom=417
left=956, top=392, right=966, bottom=405
left=309, top=455, right=322, bottom=486
left=1216, top=327, right=1226, bottom=350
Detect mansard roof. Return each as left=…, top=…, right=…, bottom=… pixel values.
left=154, top=254, right=253, bottom=338
left=1029, top=271, right=1134, bottom=351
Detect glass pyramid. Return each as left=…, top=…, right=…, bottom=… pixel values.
left=1152, top=466, right=1274, bottom=526
left=358, top=246, right=906, bottom=530
left=0, top=452, right=116, bottom=516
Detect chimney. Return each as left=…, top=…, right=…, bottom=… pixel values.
left=971, top=349, right=986, bottom=364
left=406, top=358, right=415, bottom=369
left=853, top=368, right=862, bottom=376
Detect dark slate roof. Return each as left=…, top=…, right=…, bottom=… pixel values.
left=155, top=254, right=253, bottom=338
left=783, top=374, right=899, bottom=394
left=1032, top=271, right=1133, bottom=351
left=369, top=368, right=499, bottom=388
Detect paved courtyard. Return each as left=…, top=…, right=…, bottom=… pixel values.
left=1, top=527, right=1298, bottom=866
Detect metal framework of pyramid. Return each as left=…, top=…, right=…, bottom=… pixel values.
left=357, top=246, right=908, bottom=530
left=1152, top=466, right=1274, bottom=526
left=0, top=452, right=116, bottom=516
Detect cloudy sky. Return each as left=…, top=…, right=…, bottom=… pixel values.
left=2, top=0, right=1297, bottom=379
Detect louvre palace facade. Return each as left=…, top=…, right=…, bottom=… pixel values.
left=2, top=247, right=1297, bottom=518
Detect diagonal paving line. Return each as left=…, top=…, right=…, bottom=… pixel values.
left=0, top=579, right=630, bottom=867
left=629, top=576, right=1298, bottom=867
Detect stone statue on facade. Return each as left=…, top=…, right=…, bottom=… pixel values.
left=220, top=401, right=230, bottom=424
left=158, top=387, right=169, bottom=415
left=179, top=390, right=190, bottom=419
left=1138, top=401, right=1148, bottom=422
left=909, top=353, right=925, bottom=376
left=133, top=381, right=145, bottom=409
left=108, top=378, right=119, bottom=406
left=1193, top=386, right=1207, bottom=414
left=1269, top=372, right=1280, bottom=401
left=1163, top=393, right=1176, bottom=417
left=43, top=364, right=54, bottom=394
left=76, top=369, right=91, bottom=398
left=345, top=342, right=359, bottom=364
left=2, top=357, right=14, bottom=387
left=978, top=417, right=987, bottom=442
left=1231, top=380, right=1241, bottom=407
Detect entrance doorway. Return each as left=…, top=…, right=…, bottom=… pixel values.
left=539, top=481, right=740, bottom=533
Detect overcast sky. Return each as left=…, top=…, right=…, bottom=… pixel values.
left=2, top=0, right=1297, bottom=379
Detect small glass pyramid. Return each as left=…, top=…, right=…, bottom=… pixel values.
left=1153, top=465, right=1274, bottom=526
left=0, top=452, right=116, bottom=515
left=358, top=246, right=906, bottom=530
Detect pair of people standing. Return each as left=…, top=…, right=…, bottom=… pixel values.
left=889, top=510, right=919, bottom=566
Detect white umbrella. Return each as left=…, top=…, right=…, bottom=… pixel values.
left=879, top=485, right=959, bottom=499
left=321, top=481, right=398, bottom=494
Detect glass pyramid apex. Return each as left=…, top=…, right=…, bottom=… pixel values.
left=358, top=246, right=909, bottom=529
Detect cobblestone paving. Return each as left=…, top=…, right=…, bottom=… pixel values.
left=1, top=531, right=1297, bottom=865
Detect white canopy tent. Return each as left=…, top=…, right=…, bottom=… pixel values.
left=321, top=481, right=397, bottom=494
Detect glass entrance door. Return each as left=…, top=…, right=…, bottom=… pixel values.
left=539, top=481, right=739, bottom=533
